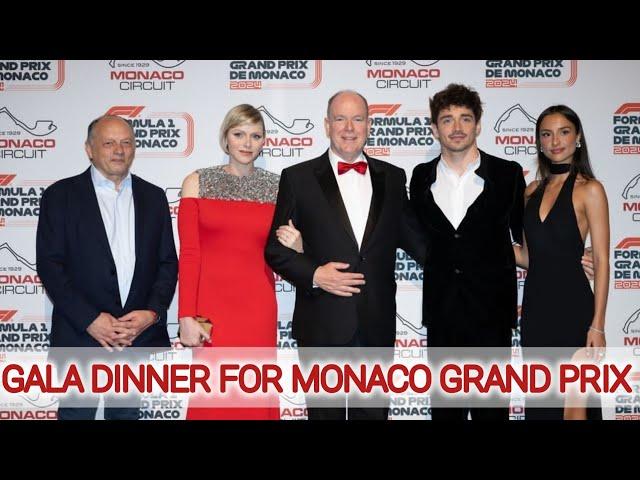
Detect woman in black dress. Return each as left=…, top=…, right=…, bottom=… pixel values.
left=514, top=105, right=610, bottom=420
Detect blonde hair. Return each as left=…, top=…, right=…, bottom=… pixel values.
left=219, top=104, right=265, bottom=153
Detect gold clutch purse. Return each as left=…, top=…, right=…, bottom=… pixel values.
left=195, top=316, right=212, bottom=336
left=178, top=316, right=212, bottom=338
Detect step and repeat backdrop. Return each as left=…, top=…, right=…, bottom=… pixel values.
left=0, top=60, right=639, bottom=420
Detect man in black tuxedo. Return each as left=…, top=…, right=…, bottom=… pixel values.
left=265, top=91, right=425, bottom=420
left=410, top=84, right=525, bottom=420
left=37, top=115, right=178, bottom=420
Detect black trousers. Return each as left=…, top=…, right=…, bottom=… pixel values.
left=297, top=329, right=392, bottom=421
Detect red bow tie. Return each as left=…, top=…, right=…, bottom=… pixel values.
left=338, top=161, right=368, bottom=175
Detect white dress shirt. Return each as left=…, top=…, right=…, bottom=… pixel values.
left=431, top=154, right=484, bottom=230
left=329, top=149, right=373, bottom=249
left=91, top=165, right=136, bottom=306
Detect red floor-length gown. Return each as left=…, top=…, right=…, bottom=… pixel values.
left=178, top=165, right=280, bottom=419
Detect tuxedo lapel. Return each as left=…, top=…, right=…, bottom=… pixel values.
left=127, top=175, right=144, bottom=302
left=456, top=150, right=493, bottom=232
left=313, top=153, right=358, bottom=248
left=360, top=155, right=385, bottom=251
left=421, top=157, right=456, bottom=234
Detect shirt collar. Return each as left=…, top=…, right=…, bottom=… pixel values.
left=90, top=164, right=132, bottom=191
left=438, top=152, right=481, bottom=177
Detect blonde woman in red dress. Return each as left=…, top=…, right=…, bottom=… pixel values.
left=178, top=104, right=301, bottom=420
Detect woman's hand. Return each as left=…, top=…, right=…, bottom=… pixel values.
left=179, top=316, right=210, bottom=347
left=586, top=325, right=606, bottom=348
left=276, top=219, right=303, bottom=253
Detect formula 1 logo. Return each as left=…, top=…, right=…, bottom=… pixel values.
left=0, top=309, right=18, bottom=322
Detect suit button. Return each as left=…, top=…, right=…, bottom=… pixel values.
left=454, top=233, right=462, bottom=239
left=454, top=268, right=462, bottom=275
left=360, top=255, right=365, bottom=262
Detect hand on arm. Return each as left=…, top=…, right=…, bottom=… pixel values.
left=276, top=219, right=304, bottom=253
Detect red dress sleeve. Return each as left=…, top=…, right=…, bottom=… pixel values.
left=178, top=197, right=200, bottom=318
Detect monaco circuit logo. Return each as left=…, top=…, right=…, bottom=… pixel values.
left=493, top=104, right=537, bottom=159
left=0, top=107, right=57, bottom=136
left=0, top=242, right=37, bottom=271
left=396, top=312, right=427, bottom=336
left=621, top=173, right=640, bottom=222
left=109, top=60, right=186, bottom=69
left=623, top=307, right=640, bottom=335
left=257, top=106, right=314, bottom=135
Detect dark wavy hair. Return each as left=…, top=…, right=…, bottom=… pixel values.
left=535, top=105, right=595, bottom=187
left=429, top=83, right=483, bottom=124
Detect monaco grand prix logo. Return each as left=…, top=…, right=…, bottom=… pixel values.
left=613, top=104, right=640, bottom=154
left=614, top=237, right=640, bottom=289
left=365, top=103, right=438, bottom=158
left=485, top=60, right=577, bottom=88
left=229, top=60, right=322, bottom=90
left=0, top=60, right=65, bottom=92
left=0, top=174, right=50, bottom=229
left=106, top=106, right=194, bottom=158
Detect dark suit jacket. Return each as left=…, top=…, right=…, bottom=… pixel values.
left=410, top=150, right=525, bottom=347
left=265, top=150, right=425, bottom=347
left=36, top=167, right=178, bottom=347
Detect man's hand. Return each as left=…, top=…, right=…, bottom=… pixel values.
left=113, top=310, right=157, bottom=344
left=581, top=246, right=594, bottom=280
left=178, top=316, right=211, bottom=347
left=86, top=312, right=134, bottom=352
left=312, top=262, right=365, bottom=297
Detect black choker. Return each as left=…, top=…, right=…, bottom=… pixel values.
left=549, top=163, right=571, bottom=174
